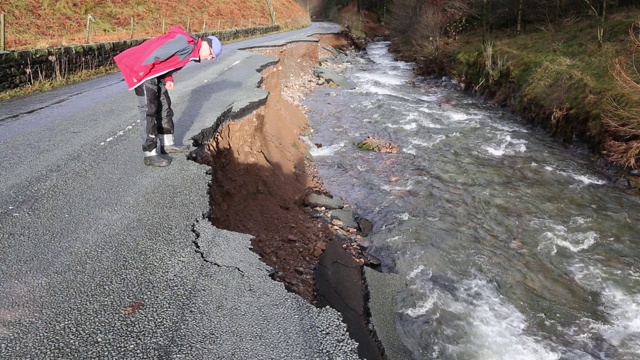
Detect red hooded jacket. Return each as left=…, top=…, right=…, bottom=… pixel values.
left=114, top=26, right=203, bottom=90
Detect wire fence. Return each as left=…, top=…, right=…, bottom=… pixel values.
left=0, top=13, right=304, bottom=51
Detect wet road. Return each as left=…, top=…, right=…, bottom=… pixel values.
left=0, top=23, right=360, bottom=359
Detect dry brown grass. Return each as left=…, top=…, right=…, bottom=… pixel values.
left=0, top=0, right=310, bottom=50
left=602, top=138, right=640, bottom=168
left=602, top=23, right=640, bottom=168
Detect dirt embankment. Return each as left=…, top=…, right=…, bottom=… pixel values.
left=197, top=36, right=385, bottom=359
left=199, top=35, right=355, bottom=303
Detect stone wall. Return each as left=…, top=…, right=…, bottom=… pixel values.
left=0, top=25, right=280, bottom=92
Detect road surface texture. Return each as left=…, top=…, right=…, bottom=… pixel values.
left=0, top=23, right=360, bottom=359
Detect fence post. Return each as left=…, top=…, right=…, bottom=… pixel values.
left=202, top=20, right=206, bottom=33
left=1, top=13, right=5, bottom=51
left=162, top=18, right=165, bottom=33
left=85, top=14, right=95, bottom=43
left=266, top=0, right=276, bottom=24
left=186, top=17, right=190, bottom=32
left=130, top=17, right=134, bottom=39
left=218, top=19, right=221, bottom=30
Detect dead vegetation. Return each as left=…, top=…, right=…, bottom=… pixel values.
left=0, top=0, right=310, bottom=50
left=602, top=22, right=640, bottom=169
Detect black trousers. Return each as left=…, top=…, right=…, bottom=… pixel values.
left=134, top=77, right=175, bottom=153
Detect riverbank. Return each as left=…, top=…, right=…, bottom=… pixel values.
left=387, top=9, right=640, bottom=192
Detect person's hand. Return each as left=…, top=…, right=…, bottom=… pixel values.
left=165, top=81, right=174, bottom=91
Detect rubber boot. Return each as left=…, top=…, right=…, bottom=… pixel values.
left=159, top=134, right=190, bottom=154
left=143, top=149, right=172, bottom=167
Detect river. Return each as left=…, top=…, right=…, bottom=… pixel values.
left=303, top=42, right=640, bottom=359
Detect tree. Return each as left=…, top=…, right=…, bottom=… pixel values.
left=390, top=0, right=470, bottom=39
left=582, top=0, right=609, bottom=45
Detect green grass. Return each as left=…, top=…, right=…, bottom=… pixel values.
left=439, top=9, right=640, bottom=149
left=0, top=65, right=118, bottom=102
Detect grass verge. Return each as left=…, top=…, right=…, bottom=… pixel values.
left=0, top=66, right=118, bottom=102
left=393, top=9, right=640, bottom=169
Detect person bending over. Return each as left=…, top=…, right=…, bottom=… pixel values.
left=114, top=26, right=222, bottom=167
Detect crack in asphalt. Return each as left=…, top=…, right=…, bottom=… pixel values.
left=190, top=222, right=246, bottom=276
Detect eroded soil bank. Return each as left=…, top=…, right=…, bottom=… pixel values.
left=203, top=37, right=340, bottom=302
left=195, top=34, right=383, bottom=358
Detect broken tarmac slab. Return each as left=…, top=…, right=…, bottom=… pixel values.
left=314, top=66, right=357, bottom=89
left=316, top=239, right=385, bottom=360
left=365, top=268, right=414, bottom=360
left=187, top=219, right=360, bottom=358
left=304, top=192, right=346, bottom=209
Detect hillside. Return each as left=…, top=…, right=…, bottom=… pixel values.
left=1, top=0, right=310, bottom=50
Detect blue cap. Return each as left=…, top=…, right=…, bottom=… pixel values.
left=205, top=36, right=222, bottom=59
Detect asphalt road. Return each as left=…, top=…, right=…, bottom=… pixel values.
left=0, top=22, right=360, bottom=359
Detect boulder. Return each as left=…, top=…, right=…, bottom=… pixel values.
left=356, top=136, right=400, bottom=154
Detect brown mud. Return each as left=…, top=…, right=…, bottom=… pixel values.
left=195, top=34, right=384, bottom=358
left=202, top=35, right=345, bottom=302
